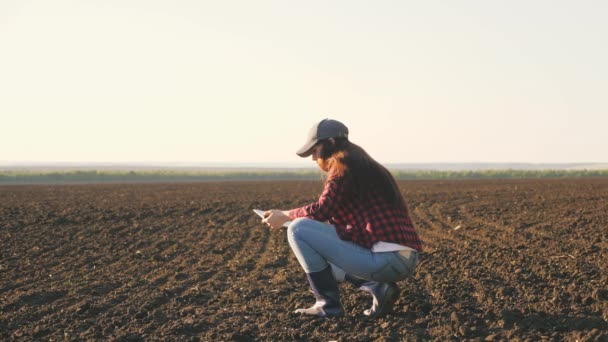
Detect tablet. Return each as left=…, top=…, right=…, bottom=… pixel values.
left=253, top=209, right=266, bottom=218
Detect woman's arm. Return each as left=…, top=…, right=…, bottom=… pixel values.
left=288, top=174, right=346, bottom=222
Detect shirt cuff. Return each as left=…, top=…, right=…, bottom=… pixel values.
left=288, top=208, right=303, bottom=220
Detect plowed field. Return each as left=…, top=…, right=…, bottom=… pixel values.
left=1, top=179, right=607, bottom=341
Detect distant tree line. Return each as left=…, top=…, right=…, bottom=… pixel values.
left=0, top=170, right=321, bottom=184
left=392, top=169, right=608, bottom=179
left=1, top=169, right=608, bottom=184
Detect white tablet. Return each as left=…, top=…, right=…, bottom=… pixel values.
left=253, top=209, right=266, bottom=218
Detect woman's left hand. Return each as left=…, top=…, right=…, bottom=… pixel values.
left=263, top=210, right=290, bottom=229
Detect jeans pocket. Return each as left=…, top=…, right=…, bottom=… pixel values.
left=370, top=263, right=399, bottom=282
left=396, top=251, right=418, bottom=275
left=370, top=258, right=411, bottom=283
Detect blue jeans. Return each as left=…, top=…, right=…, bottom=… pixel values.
left=287, top=218, right=419, bottom=282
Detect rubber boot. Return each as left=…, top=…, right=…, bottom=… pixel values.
left=295, top=266, right=343, bottom=317
left=345, top=274, right=400, bottom=318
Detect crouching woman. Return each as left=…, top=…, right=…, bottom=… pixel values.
left=263, top=119, right=423, bottom=318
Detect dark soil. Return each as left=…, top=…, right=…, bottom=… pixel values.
left=1, top=179, right=607, bottom=341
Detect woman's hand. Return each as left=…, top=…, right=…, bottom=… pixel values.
left=263, top=210, right=290, bottom=229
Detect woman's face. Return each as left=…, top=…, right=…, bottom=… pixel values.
left=311, top=144, right=322, bottom=161
left=311, top=144, right=330, bottom=171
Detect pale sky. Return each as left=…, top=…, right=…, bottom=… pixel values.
left=1, top=1, right=607, bottom=165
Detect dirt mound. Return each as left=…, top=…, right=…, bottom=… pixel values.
left=1, top=179, right=607, bottom=340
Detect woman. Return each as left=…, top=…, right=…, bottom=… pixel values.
left=263, top=119, right=422, bottom=318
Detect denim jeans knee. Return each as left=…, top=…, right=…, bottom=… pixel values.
left=286, top=217, right=311, bottom=240
left=287, top=218, right=335, bottom=273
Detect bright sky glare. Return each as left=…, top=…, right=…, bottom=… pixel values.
left=1, top=1, right=607, bottom=164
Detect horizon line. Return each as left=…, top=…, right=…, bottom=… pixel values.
left=2, top=161, right=608, bottom=165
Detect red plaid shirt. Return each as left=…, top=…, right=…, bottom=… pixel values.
left=288, top=173, right=423, bottom=251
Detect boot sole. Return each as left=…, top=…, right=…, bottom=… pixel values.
left=294, top=308, right=344, bottom=318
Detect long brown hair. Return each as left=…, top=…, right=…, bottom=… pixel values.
left=317, top=138, right=408, bottom=212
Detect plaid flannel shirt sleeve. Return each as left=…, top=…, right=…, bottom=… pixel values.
left=288, top=174, right=345, bottom=221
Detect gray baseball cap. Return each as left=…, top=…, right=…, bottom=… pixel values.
left=296, top=119, right=349, bottom=157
